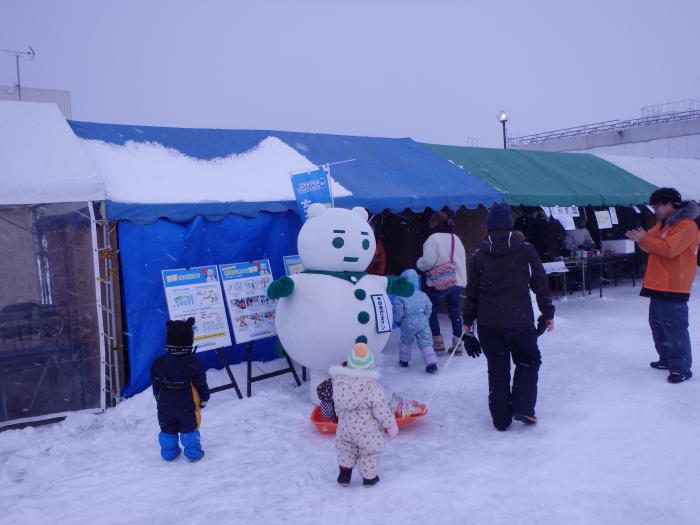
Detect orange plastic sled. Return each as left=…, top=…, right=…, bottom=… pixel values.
left=310, top=404, right=428, bottom=435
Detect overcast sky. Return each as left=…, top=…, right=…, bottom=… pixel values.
left=2, top=0, right=699, bottom=148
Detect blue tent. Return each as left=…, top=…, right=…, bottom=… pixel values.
left=69, top=121, right=502, bottom=396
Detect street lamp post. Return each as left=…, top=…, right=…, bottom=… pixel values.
left=498, top=110, right=508, bottom=149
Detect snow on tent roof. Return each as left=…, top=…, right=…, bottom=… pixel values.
left=0, top=101, right=104, bottom=205
left=79, top=136, right=352, bottom=222
left=68, top=121, right=502, bottom=223
left=596, top=155, right=699, bottom=202
left=423, top=144, right=658, bottom=206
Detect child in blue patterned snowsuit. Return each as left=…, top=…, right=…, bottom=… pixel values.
left=395, top=269, right=438, bottom=373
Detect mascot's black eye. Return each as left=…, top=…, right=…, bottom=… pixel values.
left=362, top=239, right=370, bottom=250
left=333, top=237, right=344, bottom=249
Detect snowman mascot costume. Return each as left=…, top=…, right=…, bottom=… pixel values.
left=268, top=204, right=414, bottom=402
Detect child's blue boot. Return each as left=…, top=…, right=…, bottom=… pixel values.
left=159, top=432, right=181, bottom=461
left=180, top=431, right=204, bottom=462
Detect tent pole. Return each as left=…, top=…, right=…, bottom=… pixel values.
left=100, top=217, right=121, bottom=402
left=89, top=202, right=107, bottom=412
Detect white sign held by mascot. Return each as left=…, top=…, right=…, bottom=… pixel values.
left=268, top=204, right=414, bottom=402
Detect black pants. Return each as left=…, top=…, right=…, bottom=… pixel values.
left=157, top=410, right=199, bottom=434
left=477, top=325, right=542, bottom=430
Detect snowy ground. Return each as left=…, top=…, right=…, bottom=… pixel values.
left=1, top=279, right=699, bottom=525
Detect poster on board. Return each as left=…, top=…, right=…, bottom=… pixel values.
left=161, top=266, right=232, bottom=351
left=595, top=210, right=613, bottom=230
left=219, top=260, right=276, bottom=344
left=550, top=206, right=576, bottom=230
left=283, top=255, right=305, bottom=276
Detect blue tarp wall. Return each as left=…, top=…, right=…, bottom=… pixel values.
left=117, top=212, right=300, bottom=397
left=69, top=121, right=502, bottom=397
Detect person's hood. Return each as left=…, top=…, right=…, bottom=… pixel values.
left=329, top=365, right=380, bottom=381
left=329, top=365, right=380, bottom=411
left=400, top=268, right=420, bottom=289
left=479, top=230, right=525, bottom=256
left=666, top=200, right=699, bottom=227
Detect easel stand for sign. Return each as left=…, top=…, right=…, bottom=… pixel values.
left=246, top=341, right=302, bottom=398
left=210, top=348, right=244, bottom=399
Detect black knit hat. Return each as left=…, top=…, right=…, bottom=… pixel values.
left=486, top=203, right=514, bottom=231
left=166, top=317, right=195, bottom=348
left=649, top=187, right=683, bottom=207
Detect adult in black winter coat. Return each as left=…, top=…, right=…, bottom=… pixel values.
left=463, top=203, right=555, bottom=431
left=151, top=317, right=210, bottom=461
left=514, top=208, right=566, bottom=261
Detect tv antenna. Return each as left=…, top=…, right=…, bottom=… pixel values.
left=0, top=46, right=36, bottom=100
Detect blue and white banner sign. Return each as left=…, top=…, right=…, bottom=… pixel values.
left=290, top=167, right=334, bottom=221
left=282, top=255, right=305, bottom=276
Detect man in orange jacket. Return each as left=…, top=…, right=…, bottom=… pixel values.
left=626, top=188, right=700, bottom=383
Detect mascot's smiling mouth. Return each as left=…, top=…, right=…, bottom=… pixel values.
left=343, top=256, right=359, bottom=262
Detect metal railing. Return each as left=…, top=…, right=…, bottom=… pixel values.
left=509, top=109, right=700, bottom=146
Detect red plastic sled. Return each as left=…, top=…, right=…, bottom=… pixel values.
left=310, top=404, right=428, bottom=435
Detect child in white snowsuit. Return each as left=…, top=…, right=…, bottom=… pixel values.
left=395, top=269, right=438, bottom=373
left=331, top=343, right=398, bottom=487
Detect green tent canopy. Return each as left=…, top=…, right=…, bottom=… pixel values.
left=422, top=144, right=658, bottom=207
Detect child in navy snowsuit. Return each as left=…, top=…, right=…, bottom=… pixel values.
left=150, top=317, right=210, bottom=462
left=395, top=269, right=438, bottom=373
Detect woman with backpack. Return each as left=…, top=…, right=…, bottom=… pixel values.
left=416, top=211, right=467, bottom=354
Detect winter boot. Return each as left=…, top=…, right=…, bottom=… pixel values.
left=399, top=342, right=412, bottom=364
left=650, top=360, right=668, bottom=370
left=420, top=345, right=438, bottom=368
left=513, top=413, right=537, bottom=425
left=180, top=431, right=204, bottom=462
left=425, top=363, right=438, bottom=374
left=363, top=476, right=380, bottom=487
left=432, top=335, right=445, bottom=353
left=667, top=371, right=692, bottom=384
left=448, top=335, right=463, bottom=355
left=158, top=432, right=181, bottom=461
left=399, top=361, right=409, bottom=368
left=337, top=467, right=352, bottom=486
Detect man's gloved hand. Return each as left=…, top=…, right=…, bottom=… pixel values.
left=461, top=331, right=482, bottom=358
left=199, top=401, right=208, bottom=409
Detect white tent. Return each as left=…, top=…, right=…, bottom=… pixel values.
left=0, top=101, right=104, bottom=204
left=0, top=101, right=107, bottom=429
left=597, top=154, right=700, bottom=201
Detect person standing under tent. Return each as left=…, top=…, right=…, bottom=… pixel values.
left=416, top=211, right=467, bottom=354
left=564, top=216, right=596, bottom=252
left=626, top=188, right=699, bottom=384
left=463, top=203, right=555, bottom=431
left=514, top=207, right=566, bottom=261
